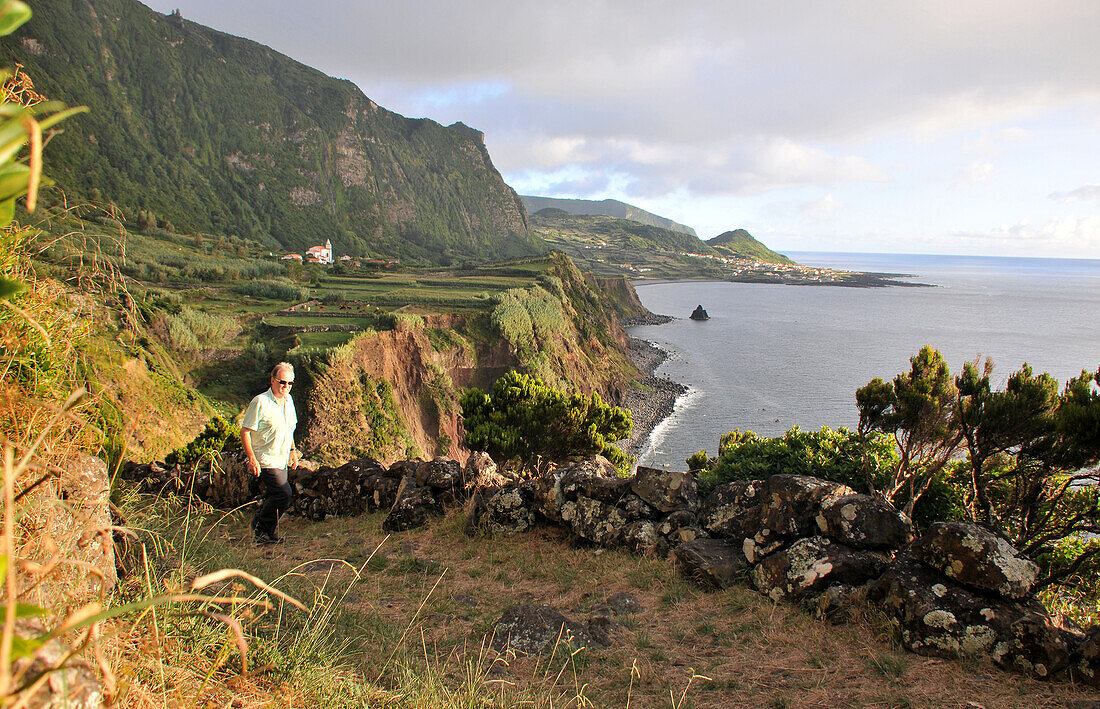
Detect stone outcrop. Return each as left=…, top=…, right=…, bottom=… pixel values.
left=674, top=538, right=747, bottom=589
left=816, top=493, right=913, bottom=550
left=750, top=537, right=888, bottom=601
left=491, top=605, right=607, bottom=655
left=129, top=447, right=1095, bottom=684
left=909, top=522, right=1039, bottom=599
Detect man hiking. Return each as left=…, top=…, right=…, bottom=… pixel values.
left=242, top=361, right=299, bottom=544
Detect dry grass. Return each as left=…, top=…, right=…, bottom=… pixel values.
left=188, top=507, right=1100, bottom=709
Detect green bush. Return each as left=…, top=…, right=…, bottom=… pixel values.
left=688, top=425, right=963, bottom=527
left=461, top=370, right=633, bottom=473
left=235, top=279, right=309, bottom=301
left=155, top=307, right=241, bottom=352
left=165, top=415, right=241, bottom=469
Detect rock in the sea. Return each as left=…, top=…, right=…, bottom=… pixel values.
left=816, top=493, right=912, bottom=550
left=749, top=536, right=888, bottom=601
left=491, top=605, right=598, bottom=655
left=675, top=538, right=748, bottom=589
left=631, top=467, right=699, bottom=513
left=382, top=481, right=442, bottom=532
left=699, top=479, right=763, bottom=540
left=759, top=475, right=855, bottom=539
left=870, top=553, right=1045, bottom=661
left=909, top=522, right=1039, bottom=599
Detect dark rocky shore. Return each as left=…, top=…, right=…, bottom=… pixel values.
left=618, top=333, right=687, bottom=460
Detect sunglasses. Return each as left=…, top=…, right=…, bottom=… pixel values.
left=276, top=379, right=294, bottom=386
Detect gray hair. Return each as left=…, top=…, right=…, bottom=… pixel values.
left=271, top=361, right=294, bottom=378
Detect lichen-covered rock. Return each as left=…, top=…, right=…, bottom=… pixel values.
left=530, top=467, right=567, bottom=523
left=207, top=450, right=254, bottom=508
left=560, top=496, right=627, bottom=546
left=416, top=457, right=463, bottom=491
left=699, top=480, right=763, bottom=540
left=1074, top=627, right=1100, bottom=688
left=291, top=463, right=367, bottom=516
left=388, top=459, right=420, bottom=480
left=362, top=474, right=402, bottom=511
left=491, top=605, right=595, bottom=655
left=813, top=583, right=870, bottom=625
left=656, top=510, right=705, bottom=544
left=816, top=493, right=912, bottom=550
left=749, top=536, right=888, bottom=601
left=464, top=451, right=509, bottom=490
left=559, top=456, right=630, bottom=503
left=619, top=493, right=656, bottom=521
left=621, top=520, right=665, bottom=556
left=471, top=483, right=536, bottom=536
left=59, top=454, right=116, bottom=596
left=631, top=467, right=699, bottom=513
left=382, top=481, right=441, bottom=532
left=742, top=527, right=786, bottom=564
left=674, top=538, right=748, bottom=589
left=607, top=592, right=644, bottom=616
left=909, top=522, right=1039, bottom=599
left=11, top=619, right=103, bottom=709
left=870, top=553, right=1043, bottom=660
left=992, top=611, right=1076, bottom=679
left=759, top=475, right=855, bottom=539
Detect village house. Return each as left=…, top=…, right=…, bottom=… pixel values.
left=305, top=238, right=334, bottom=265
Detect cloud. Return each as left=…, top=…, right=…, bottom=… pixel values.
left=1050, top=185, right=1100, bottom=204
left=951, top=216, right=1100, bottom=253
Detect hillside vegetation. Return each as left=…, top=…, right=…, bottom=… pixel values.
left=707, top=228, right=794, bottom=264
left=0, top=0, right=540, bottom=263
left=521, top=195, right=698, bottom=236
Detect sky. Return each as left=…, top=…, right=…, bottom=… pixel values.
left=141, top=0, right=1100, bottom=259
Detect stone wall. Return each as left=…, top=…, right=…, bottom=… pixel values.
left=122, top=453, right=1100, bottom=684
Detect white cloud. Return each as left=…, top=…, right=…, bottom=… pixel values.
left=1050, top=185, right=1100, bottom=204
left=951, top=216, right=1100, bottom=253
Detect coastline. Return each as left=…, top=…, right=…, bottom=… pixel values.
left=617, top=326, right=688, bottom=461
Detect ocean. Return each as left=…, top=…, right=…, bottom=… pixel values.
left=628, top=252, right=1100, bottom=470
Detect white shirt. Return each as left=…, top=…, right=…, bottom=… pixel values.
left=241, top=389, right=297, bottom=469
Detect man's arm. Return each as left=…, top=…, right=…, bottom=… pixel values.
left=241, top=427, right=261, bottom=476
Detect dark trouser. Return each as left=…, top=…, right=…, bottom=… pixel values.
left=252, top=467, right=292, bottom=537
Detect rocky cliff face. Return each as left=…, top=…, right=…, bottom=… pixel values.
left=299, top=257, right=645, bottom=466
left=3, top=0, right=538, bottom=263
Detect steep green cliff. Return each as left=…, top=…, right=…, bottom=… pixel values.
left=1, top=0, right=540, bottom=263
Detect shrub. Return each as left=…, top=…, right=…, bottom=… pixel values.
left=165, top=415, right=241, bottom=469
left=153, top=307, right=241, bottom=352
left=235, top=279, right=309, bottom=301
left=461, top=370, right=633, bottom=473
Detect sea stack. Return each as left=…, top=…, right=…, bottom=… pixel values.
left=690, top=305, right=710, bottom=321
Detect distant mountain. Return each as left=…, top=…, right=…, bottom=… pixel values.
left=1, top=0, right=540, bottom=264
left=531, top=210, right=727, bottom=280
left=520, top=196, right=697, bottom=237
left=706, top=229, right=793, bottom=265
